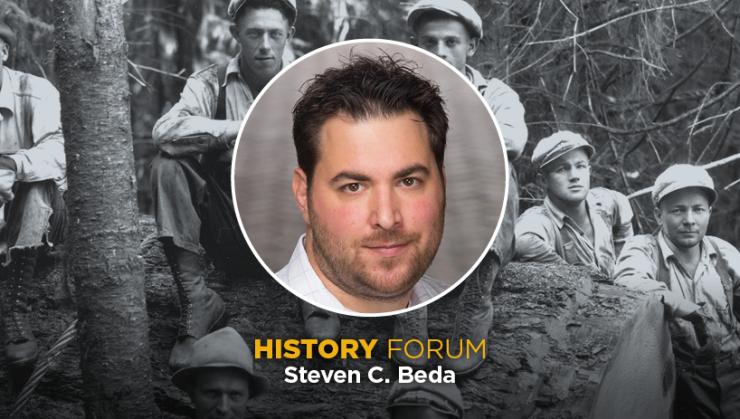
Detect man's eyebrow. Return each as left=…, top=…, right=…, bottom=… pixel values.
left=394, top=164, right=430, bottom=179
left=330, top=171, right=371, bottom=184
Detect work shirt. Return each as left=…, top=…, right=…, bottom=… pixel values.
left=466, top=65, right=527, bottom=160
left=277, top=235, right=446, bottom=314
left=0, top=67, right=65, bottom=189
left=514, top=187, right=634, bottom=276
left=152, top=55, right=283, bottom=163
left=614, top=233, right=740, bottom=357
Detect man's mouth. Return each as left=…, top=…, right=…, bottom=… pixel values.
left=363, top=242, right=411, bottom=257
left=255, top=56, right=274, bottom=61
left=568, top=185, right=584, bottom=191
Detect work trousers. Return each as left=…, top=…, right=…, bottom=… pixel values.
left=674, top=352, right=740, bottom=419
left=1, top=180, right=65, bottom=266
left=150, top=154, right=258, bottom=275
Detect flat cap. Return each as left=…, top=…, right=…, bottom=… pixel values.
left=652, top=164, right=716, bottom=206
left=172, top=327, right=268, bottom=397
left=531, top=130, right=595, bottom=170
left=387, top=381, right=463, bottom=418
left=227, top=0, right=297, bottom=24
left=407, top=0, right=483, bottom=39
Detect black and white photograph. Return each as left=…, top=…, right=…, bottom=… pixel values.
left=0, top=0, right=738, bottom=418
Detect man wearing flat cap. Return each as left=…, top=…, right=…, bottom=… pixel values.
left=614, top=165, right=740, bottom=418
left=150, top=0, right=296, bottom=370
left=172, top=327, right=268, bottom=419
left=392, top=0, right=528, bottom=374
left=515, top=131, right=634, bottom=276
left=0, top=21, right=66, bottom=390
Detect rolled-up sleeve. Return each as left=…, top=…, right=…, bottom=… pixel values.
left=152, top=69, right=233, bottom=157
left=611, top=190, right=635, bottom=245
left=514, top=209, right=566, bottom=264
left=614, top=235, right=699, bottom=318
left=9, top=78, right=65, bottom=184
left=483, top=78, right=528, bottom=160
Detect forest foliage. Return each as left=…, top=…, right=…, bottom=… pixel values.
left=1, top=0, right=738, bottom=242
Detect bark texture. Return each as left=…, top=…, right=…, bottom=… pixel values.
left=53, top=0, right=158, bottom=417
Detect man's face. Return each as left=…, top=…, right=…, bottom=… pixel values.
left=190, top=369, right=250, bottom=419
left=293, top=111, right=445, bottom=306
left=543, top=148, right=591, bottom=206
left=230, top=8, right=293, bottom=82
left=414, top=18, right=477, bottom=74
left=656, top=188, right=711, bottom=249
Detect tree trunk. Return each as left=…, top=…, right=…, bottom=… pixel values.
left=53, top=1, right=158, bottom=417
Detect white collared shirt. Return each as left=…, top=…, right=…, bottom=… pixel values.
left=277, top=235, right=445, bottom=314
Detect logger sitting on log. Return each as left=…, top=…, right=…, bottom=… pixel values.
left=150, top=0, right=295, bottom=371
left=0, top=21, right=67, bottom=391
left=514, top=131, right=634, bottom=277
left=614, top=164, right=740, bottom=418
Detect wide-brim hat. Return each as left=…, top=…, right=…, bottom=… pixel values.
left=652, top=164, right=717, bottom=207
left=531, top=130, right=595, bottom=170
left=387, top=381, right=463, bottom=418
left=407, top=0, right=483, bottom=39
left=171, top=327, right=268, bottom=398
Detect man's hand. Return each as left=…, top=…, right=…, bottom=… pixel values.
left=685, top=306, right=712, bottom=348
left=0, top=168, right=15, bottom=204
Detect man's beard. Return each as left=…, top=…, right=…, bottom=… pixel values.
left=307, top=205, right=444, bottom=302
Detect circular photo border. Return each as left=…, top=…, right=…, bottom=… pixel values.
left=232, top=39, right=509, bottom=317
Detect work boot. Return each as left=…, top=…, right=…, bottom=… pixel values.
left=391, top=306, right=428, bottom=368
left=164, top=244, right=227, bottom=372
left=301, top=301, right=340, bottom=340
left=2, top=248, right=40, bottom=392
left=442, top=252, right=498, bottom=375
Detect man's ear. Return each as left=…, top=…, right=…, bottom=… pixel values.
left=654, top=206, right=663, bottom=227
left=287, top=25, right=296, bottom=41
left=536, top=171, right=547, bottom=191
left=0, top=43, right=8, bottom=64
left=466, top=37, right=479, bottom=59
left=292, top=167, right=310, bottom=224
left=229, top=23, right=238, bottom=42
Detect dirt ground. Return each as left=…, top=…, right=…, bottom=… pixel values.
left=0, top=217, right=646, bottom=418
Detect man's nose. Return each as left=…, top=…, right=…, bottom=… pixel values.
left=215, top=394, right=230, bottom=414
left=684, top=209, right=697, bottom=225
left=259, top=33, right=271, bottom=50
left=568, top=167, right=580, bottom=182
left=432, top=41, right=447, bottom=60
left=370, top=187, right=401, bottom=230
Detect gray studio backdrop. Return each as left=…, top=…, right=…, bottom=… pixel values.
left=233, top=40, right=506, bottom=284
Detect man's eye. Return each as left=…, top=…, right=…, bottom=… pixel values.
left=341, top=183, right=363, bottom=193
left=445, top=39, right=458, bottom=47
left=401, top=177, right=419, bottom=187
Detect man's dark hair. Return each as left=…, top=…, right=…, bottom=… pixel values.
left=292, top=53, right=448, bottom=184
left=235, top=0, right=296, bottom=26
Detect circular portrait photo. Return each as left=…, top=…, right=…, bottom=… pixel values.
left=233, top=39, right=507, bottom=316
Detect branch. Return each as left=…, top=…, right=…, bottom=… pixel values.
left=527, top=82, right=740, bottom=135
left=627, top=153, right=740, bottom=199
left=527, top=0, right=711, bottom=46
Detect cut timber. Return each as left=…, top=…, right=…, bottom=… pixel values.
left=0, top=226, right=650, bottom=418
